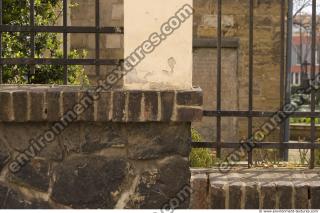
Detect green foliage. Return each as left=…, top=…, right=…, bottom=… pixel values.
left=3, top=0, right=89, bottom=85
left=190, top=128, right=216, bottom=168
left=316, top=149, right=320, bottom=166
left=290, top=117, right=320, bottom=124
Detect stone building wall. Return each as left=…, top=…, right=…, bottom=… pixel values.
left=193, top=0, right=283, bottom=148
left=192, top=44, right=239, bottom=143
left=69, top=0, right=124, bottom=85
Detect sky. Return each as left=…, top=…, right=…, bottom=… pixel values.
left=293, top=0, right=320, bottom=15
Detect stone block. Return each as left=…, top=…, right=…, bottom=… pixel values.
left=244, top=182, right=259, bottom=209
left=209, top=181, right=226, bottom=209
left=9, top=159, right=50, bottom=192
left=177, top=91, right=203, bottom=106
left=127, top=123, right=190, bottom=160
left=276, top=181, right=293, bottom=209
left=51, top=156, right=129, bottom=209
left=126, top=156, right=190, bottom=209
left=190, top=173, right=209, bottom=209
left=96, top=92, right=112, bottom=121
left=46, top=91, right=61, bottom=121
left=229, top=182, right=242, bottom=209
left=127, top=91, right=142, bottom=121
left=106, top=34, right=123, bottom=49
left=112, top=91, right=126, bottom=121
left=161, top=91, right=174, bottom=121
left=30, top=91, right=45, bottom=121
left=144, top=91, right=158, bottom=121
left=176, top=107, right=202, bottom=122
left=0, top=92, right=12, bottom=121
left=12, top=91, right=28, bottom=122
left=260, top=182, right=276, bottom=209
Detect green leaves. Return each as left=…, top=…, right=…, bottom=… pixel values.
left=190, top=128, right=216, bottom=168
left=3, top=0, right=89, bottom=85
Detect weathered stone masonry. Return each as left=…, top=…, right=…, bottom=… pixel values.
left=0, top=86, right=202, bottom=209
left=190, top=169, right=320, bottom=209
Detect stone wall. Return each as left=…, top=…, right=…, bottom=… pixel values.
left=190, top=169, right=320, bottom=209
left=192, top=40, right=239, bottom=143
left=192, top=0, right=283, bottom=151
left=70, top=0, right=124, bottom=85
left=0, top=86, right=202, bottom=209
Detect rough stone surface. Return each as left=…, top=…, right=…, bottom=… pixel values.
left=128, top=91, right=142, bottom=121
left=0, top=138, right=10, bottom=172
left=0, top=87, right=197, bottom=209
left=244, top=182, right=259, bottom=209
left=112, top=91, right=126, bottom=121
left=209, top=181, right=226, bottom=209
left=161, top=91, right=174, bottom=121
left=30, top=91, right=45, bottom=121
left=0, top=123, right=63, bottom=161
left=310, top=182, right=320, bottom=209
left=82, top=123, right=127, bottom=153
left=0, top=182, right=52, bottom=209
left=294, top=183, right=309, bottom=209
left=190, top=173, right=209, bottom=209
left=12, top=91, right=28, bottom=122
left=177, top=91, right=203, bottom=106
left=144, top=91, right=158, bottom=121
left=191, top=169, right=320, bottom=209
left=0, top=92, right=12, bottom=121
left=51, top=156, right=129, bottom=208
left=127, top=123, right=190, bottom=160
left=260, top=182, right=276, bottom=208
left=277, top=181, right=293, bottom=209
left=0, top=87, right=202, bottom=122
left=126, top=156, right=190, bottom=209
left=9, top=159, right=50, bottom=192
left=228, top=182, right=242, bottom=209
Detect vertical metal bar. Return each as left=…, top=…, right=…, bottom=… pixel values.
left=95, top=0, right=100, bottom=76
left=280, top=0, right=288, bottom=161
left=247, top=0, right=254, bottom=167
left=309, top=0, right=316, bottom=169
left=63, top=0, right=68, bottom=84
left=0, top=0, right=2, bottom=84
left=30, top=0, right=35, bottom=83
left=284, top=0, right=293, bottom=161
left=216, top=0, right=222, bottom=159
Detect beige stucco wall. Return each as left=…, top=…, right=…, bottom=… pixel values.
left=124, top=0, right=193, bottom=89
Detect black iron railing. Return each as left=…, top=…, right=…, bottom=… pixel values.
left=0, top=0, right=123, bottom=84
left=191, top=0, right=320, bottom=169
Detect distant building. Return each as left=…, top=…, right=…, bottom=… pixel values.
left=291, top=15, right=320, bottom=88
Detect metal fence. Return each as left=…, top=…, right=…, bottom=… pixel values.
left=191, top=0, right=320, bottom=169
left=0, top=0, right=123, bottom=84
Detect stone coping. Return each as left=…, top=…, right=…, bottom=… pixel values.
left=190, top=168, right=320, bottom=209
left=0, top=85, right=203, bottom=122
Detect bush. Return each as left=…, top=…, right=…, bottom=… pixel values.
left=3, top=0, right=89, bottom=85
left=189, top=128, right=216, bottom=168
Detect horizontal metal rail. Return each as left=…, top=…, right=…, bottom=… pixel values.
left=191, top=142, right=320, bottom=149
left=0, top=58, right=120, bottom=65
left=203, top=110, right=320, bottom=118
left=0, top=25, right=123, bottom=33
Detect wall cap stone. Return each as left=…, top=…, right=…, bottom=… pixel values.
left=0, top=85, right=203, bottom=122
left=190, top=169, right=320, bottom=209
